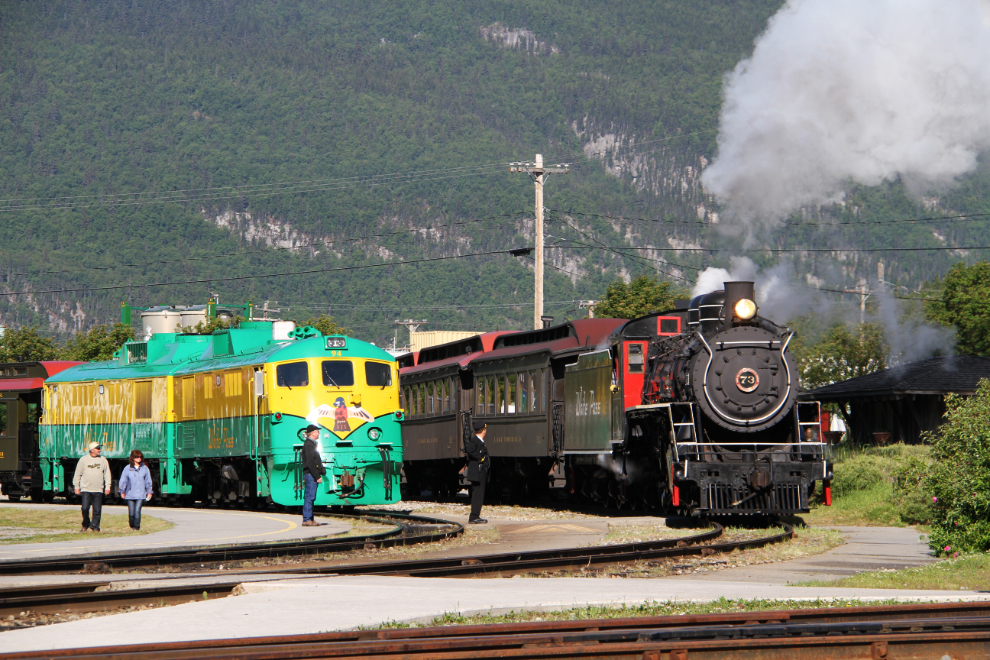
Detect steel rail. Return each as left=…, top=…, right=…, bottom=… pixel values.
left=0, top=511, right=462, bottom=576
left=0, top=522, right=799, bottom=618
left=5, top=603, right=990, bottom=660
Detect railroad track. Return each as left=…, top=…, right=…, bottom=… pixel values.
left=0, top=510, right=462, bottom=576
left=4, top=601, right=990, bottom=659
left=0, top=522, right=794, bottom=618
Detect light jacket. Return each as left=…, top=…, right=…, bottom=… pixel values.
left=73, top=455, right=112, bottom=492
left=117, top=463, right=153, bottom=500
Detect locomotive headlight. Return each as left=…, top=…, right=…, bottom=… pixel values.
left=367, top=427, right=382, bottom=441
left=734, top=298, right=757, bottom=320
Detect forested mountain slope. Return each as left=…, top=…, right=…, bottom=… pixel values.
left=1, top=1, right=987, bottom=343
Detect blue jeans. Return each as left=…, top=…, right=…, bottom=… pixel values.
left=302, top=473, right=318, bottom=522
left=126, top=499, right=144, bottom=530
left=80, top=492, right=103, bottom=531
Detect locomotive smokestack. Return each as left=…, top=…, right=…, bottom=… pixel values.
left=723, top=281, right=757, bottom=328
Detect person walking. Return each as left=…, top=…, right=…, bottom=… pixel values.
left=73, top=442, right=111, bottom=532
left=117, top=449, right=153, bottom=531
left=465, top=420, right=490, bottom=524
left=301, top=424, right=325, bottom=526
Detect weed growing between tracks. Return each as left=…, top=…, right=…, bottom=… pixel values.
left=0, top=601, right=174, bottom=632
left=799, top=552, right=990, bottom=591
left=371, top=597, right=924, bottom=628
left=0, top=508, right=173, bottom=545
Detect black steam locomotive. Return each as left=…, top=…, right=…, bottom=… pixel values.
left=400, top=281, right=830, bottom=515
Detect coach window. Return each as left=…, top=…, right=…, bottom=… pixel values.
left=277, top=362, right=309, bottom=388
left=182, top=377, right=195, bottom=418
left=399, top=386, right=406, bottom=410
left=321, top=361, right=355, bottom=387
left=530, top=371, right=539, bottom=412
left=365, top=361, right=392, bottom=387
left=487, top=376, right=499, bottom=415
left=0, top=401, right=8, bottom=436
left=427, top=381, right=435, bottom=415
left=134, top=381, right=153, bottom=421
left=419, top=383, right=427, bottom=416
left=507, top=374, right=517, bottom=414
left=441, top=379, right=449, bottom=413
left=519, top=373, right=528, bottom=413
left=475, top=379, right=484, bottom=416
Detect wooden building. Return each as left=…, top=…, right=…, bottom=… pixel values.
left=801, top=355, right=990, bottom=445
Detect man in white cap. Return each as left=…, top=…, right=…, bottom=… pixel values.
left=73, top=442, right=111, bottom=532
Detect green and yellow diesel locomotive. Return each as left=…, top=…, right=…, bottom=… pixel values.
left=39, top=317, right=403, bottom=507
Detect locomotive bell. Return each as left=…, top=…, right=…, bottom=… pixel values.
left=723, top=281, right=757, bottom=328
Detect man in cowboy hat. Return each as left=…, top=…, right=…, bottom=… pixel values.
left=465, top=420, right=490, bottom=524
left=73, top=442, right=111, bottom=532
left=300, top=424, right=326, bottom=526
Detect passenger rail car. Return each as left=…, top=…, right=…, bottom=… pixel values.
left=39, top=320, right=403, bottom=507
left=0, top=361, right=82, bottom=501
left=399, top=321, right=624, bottom=499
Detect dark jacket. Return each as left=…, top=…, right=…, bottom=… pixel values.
left=464, top=434, right=490, bottom=483
left=302, top=438, right=326, bottom=478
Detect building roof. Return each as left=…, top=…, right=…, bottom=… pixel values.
left=802, top=355, right=990, bottom=400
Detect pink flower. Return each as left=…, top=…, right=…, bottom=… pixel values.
left=953, top=552, right=960, bottom=558
left=933, top=496, right=938, bottom=503
left=945, top=546, right=952, bottom=552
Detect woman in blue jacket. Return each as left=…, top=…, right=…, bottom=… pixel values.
left=118, top=449, right=153, bottom=531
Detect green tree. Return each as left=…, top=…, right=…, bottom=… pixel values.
left=0, top=327, right=62, bottom=362
left=924, top=261, right=990, bottom=356
left=926, top=379, right=990, bottom=555
left=299, top=315, right=347, bottom=336
left=62, top=323, right=136, bottom=362
left=593, top=275, right=684, bottom=319
left=798, top=323, right=888, bottom=390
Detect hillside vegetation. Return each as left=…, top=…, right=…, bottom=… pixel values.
left=2, top=1, right=988, bottom=344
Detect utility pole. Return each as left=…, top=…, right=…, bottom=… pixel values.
left=394, top=319, right=427, bottom=349
left=844, top=283, right=870, bottom=326
left=578, top=300, right=597, bottom=318
left=511, top=154, right=569, bottom=329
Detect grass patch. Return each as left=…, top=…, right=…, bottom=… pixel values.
left=0, top=506, right=172, bottom=544
left=804, top=443, right=932, bottom=527
left=798, top=553, right=990, bottom=591
left=371, top=597, right=927, bottom=629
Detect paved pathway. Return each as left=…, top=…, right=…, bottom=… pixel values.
left=669, top=526, right=936, bottom=585
left=2, top=574, right=986, bottom=653
left=0, top=503, right=350, bottom=561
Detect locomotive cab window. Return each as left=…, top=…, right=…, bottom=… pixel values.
left=322, top=361, right=355, bottom=387
left=277, top=362, right=310, bottom=388
left=365, top=361, right=392, bottom=387
left=627, top=344, right=645, bottom=373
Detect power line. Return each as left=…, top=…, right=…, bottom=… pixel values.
left=0, top=248, right=530, bottom=298
left=548, top=245, right=990, bottom=253
left=6, top=210, right=529, bottom=277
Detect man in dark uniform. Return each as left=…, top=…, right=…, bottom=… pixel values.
left=465, top=420, right=490, bottom=524
left=301, top=424, right=326, bottom=526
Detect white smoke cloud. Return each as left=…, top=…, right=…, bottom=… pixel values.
left=701, top=0, right=990, bottom=235
left=692, top=259, right=954, bottom=363
left=692, top=257, right=819, bottom=321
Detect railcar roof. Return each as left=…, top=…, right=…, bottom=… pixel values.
left=802, top=355, right=990, bottom=399
left=474, top=319, right=625, bottom=364
left=400, top=331, right=511, bottom=376
left=45, top=326, right=393, bottom=383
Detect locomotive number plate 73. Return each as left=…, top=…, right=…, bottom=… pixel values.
left=325, top=337, right=347, bottom=349
left=735, top=368, right=759, bottom=393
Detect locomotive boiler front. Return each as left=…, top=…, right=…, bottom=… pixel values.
left=679, top=282, right=798, bottom=434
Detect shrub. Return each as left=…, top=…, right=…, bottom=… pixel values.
left=926, top=379, right=990, bottom=555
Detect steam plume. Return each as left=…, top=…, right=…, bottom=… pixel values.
left=701, top=0, right=990, bottom=235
